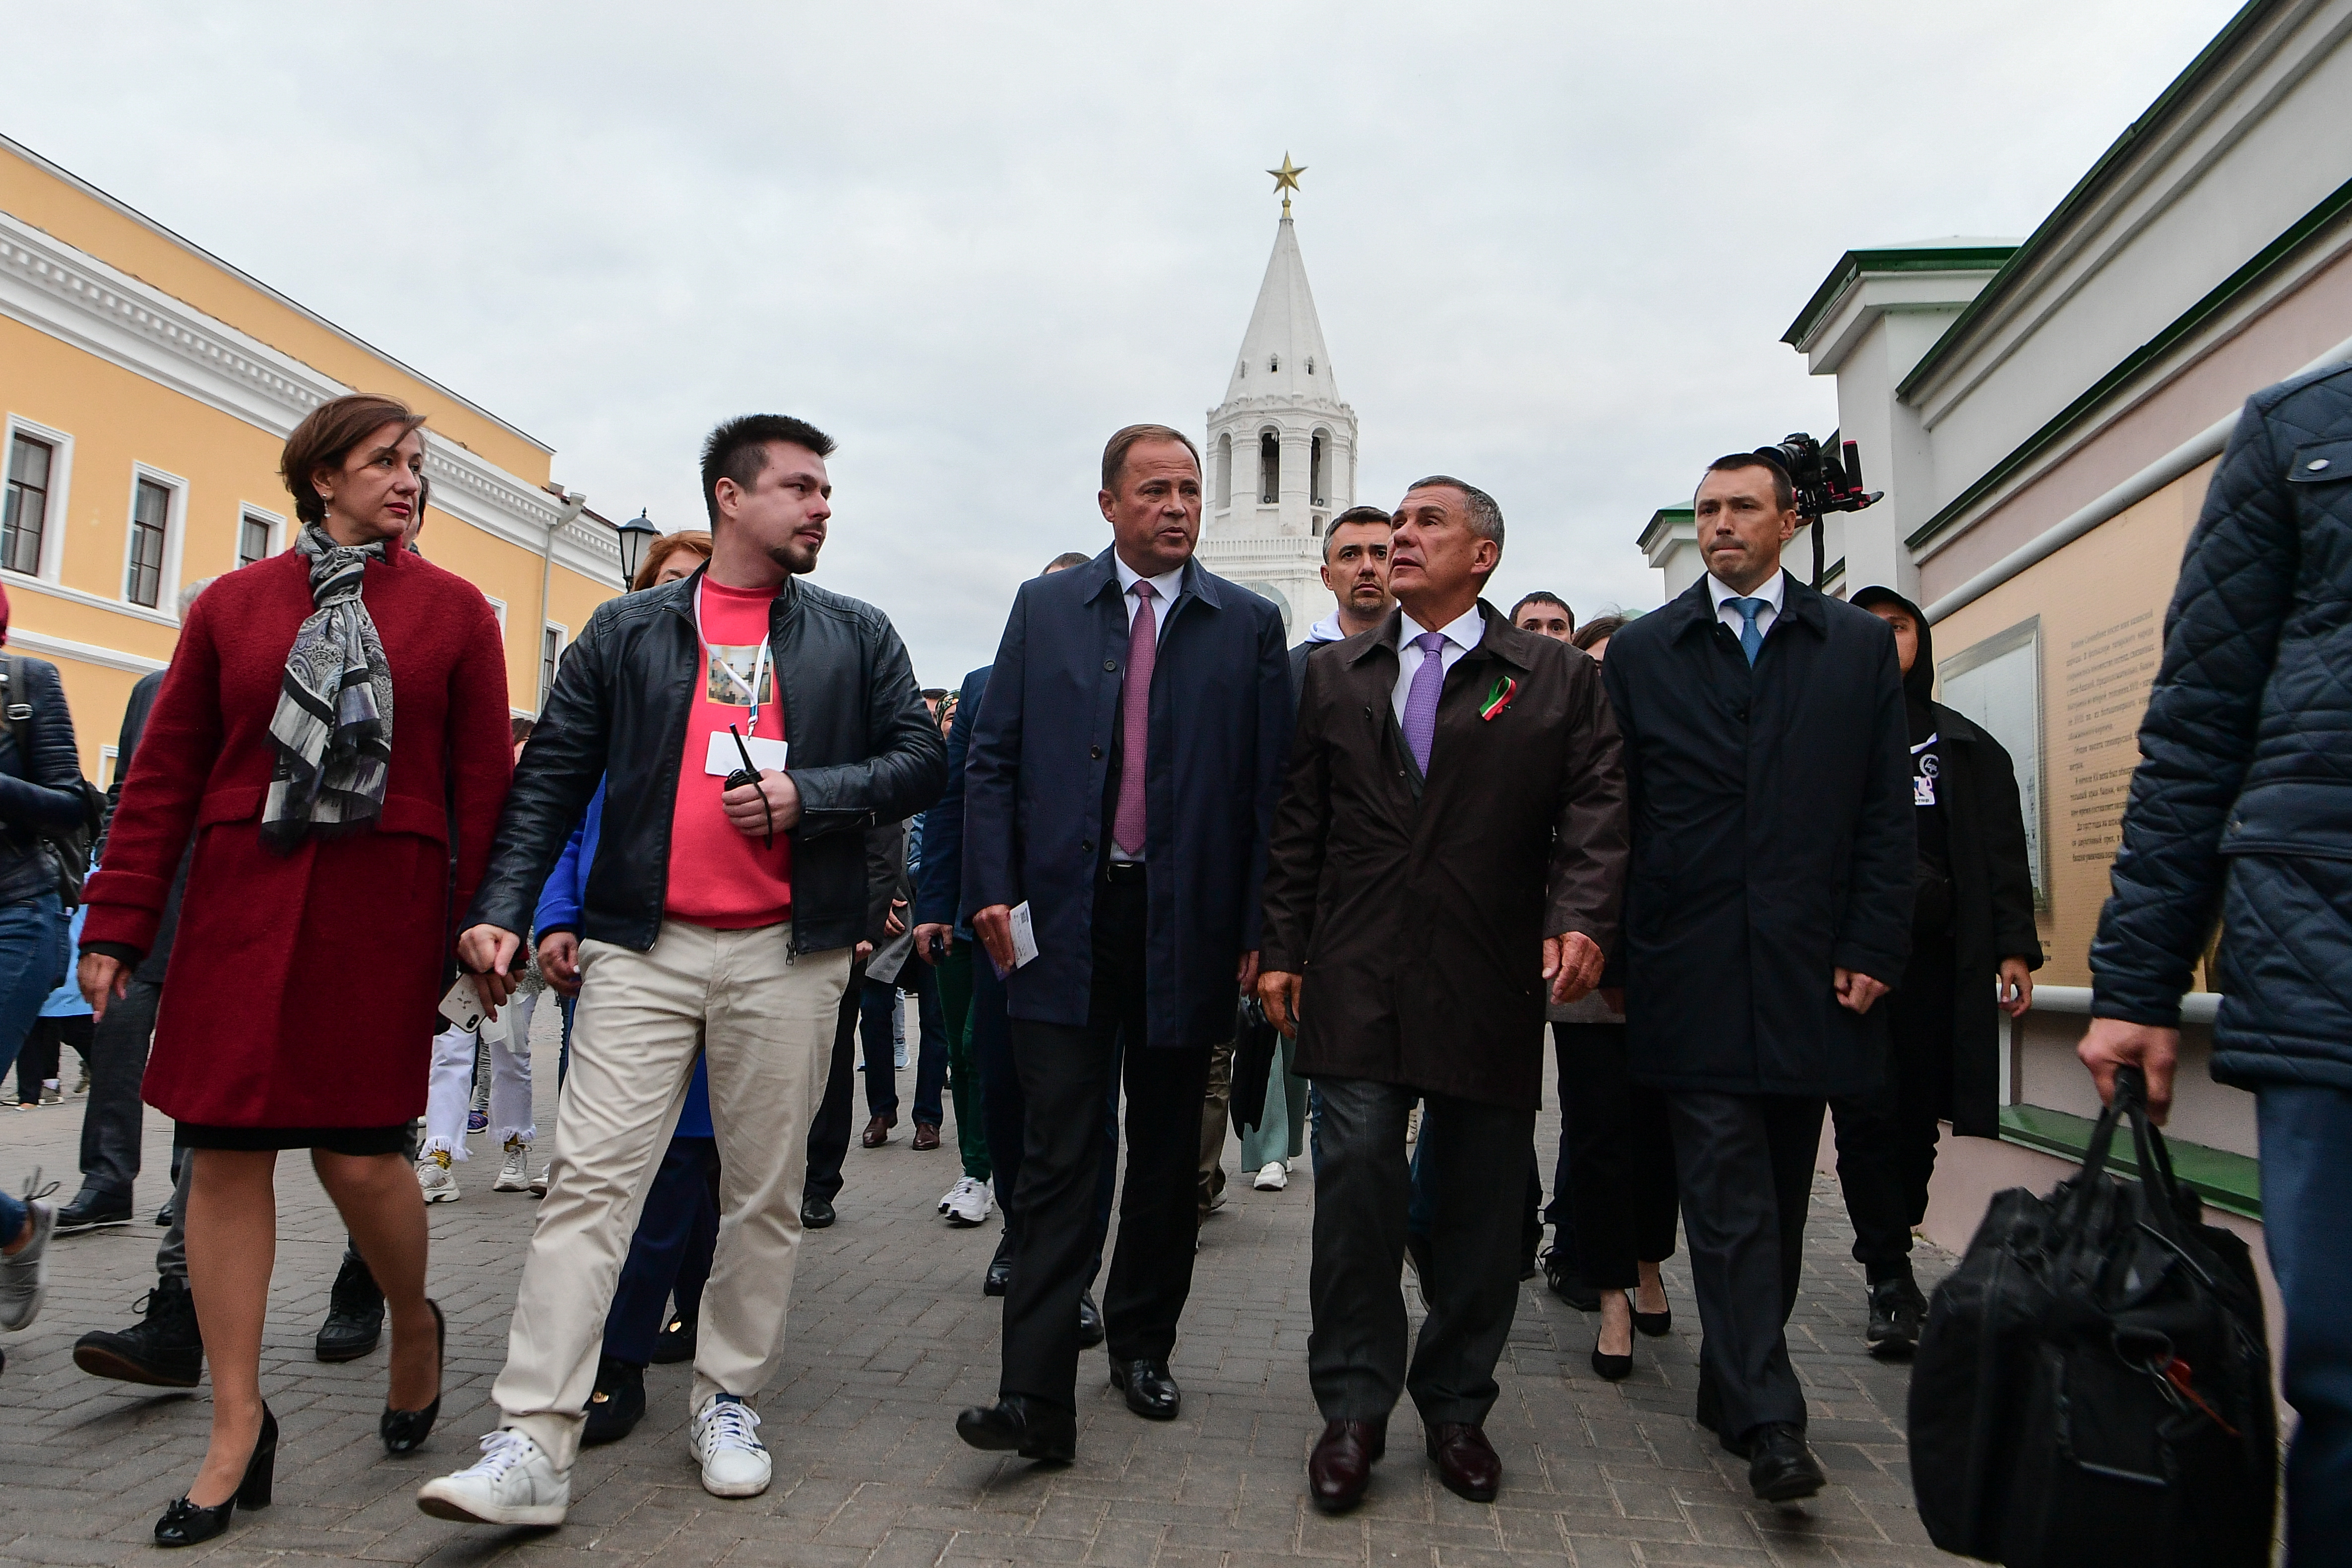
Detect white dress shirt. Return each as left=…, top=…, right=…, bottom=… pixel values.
left=1112, top=554, right=1185, bottom=645
left=1391, top=603, right=1487, bottom=730
left=1707, top=568, right=1787, bottom=643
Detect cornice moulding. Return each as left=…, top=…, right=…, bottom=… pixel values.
left=0, top=210, right=618, bottom=586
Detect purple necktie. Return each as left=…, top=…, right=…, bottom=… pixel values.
left=1402, top=629, right=1447, bottom=776
left=1113, top=581, right=1158, bottom=855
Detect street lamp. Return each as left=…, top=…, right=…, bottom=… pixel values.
left=614, top=508, right=659, bottom=587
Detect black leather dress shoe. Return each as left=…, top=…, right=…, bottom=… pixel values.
left=1109, top=1358, right=1180, bottom=1421
left=802, top=1194, right=836, bottom=1230
left=984, top=1234, right=1013, bottom=1297
left=1743, top=1422, right=1825, bottom=1503
left=1076, top=1290, right=1104, bottom=1348
left=56, top=1189, right=132, bottom=1234
left=314, top=1253, right=385, bottom=1363
left=955, top=1396, right=1076, bottom=1463
left=1424, top=1422, right=1501, bottom=1503
left=1307, top=1418, right=1385, bottom=1513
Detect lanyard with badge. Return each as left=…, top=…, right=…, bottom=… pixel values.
left=696, top=580, right=791, bottom=780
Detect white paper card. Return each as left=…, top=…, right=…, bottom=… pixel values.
left=1008, top=901, right=1040, bottom=969
left=704, top=731, right=789, bottom=778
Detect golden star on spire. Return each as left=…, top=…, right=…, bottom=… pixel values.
left=1267, top=152, right=1306, bottom=217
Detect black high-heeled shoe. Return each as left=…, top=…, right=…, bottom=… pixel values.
left=1589, top=1338, right=1633, bottom=1382
left=154, top=1404, right=275, bottom=1547
left=1631, top=1289, right=1672, bottom=1338
left=379, top=1298, right=444, bottom=1454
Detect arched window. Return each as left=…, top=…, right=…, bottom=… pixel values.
left=1215, top=434, right=1232, bottom=509
left=1259, top=431, right=1280, bottom=504
left=1269, top=353, right=1280, bottom=373
left=1310, top=434, right=1326, bottom=507
left=1306, top=356, right=1315, bottom=375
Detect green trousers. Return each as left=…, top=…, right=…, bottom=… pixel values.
left=935, top=944, right=990, bottom=1182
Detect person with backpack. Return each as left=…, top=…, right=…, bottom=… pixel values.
left=0, top=581, right=94, bottom=1129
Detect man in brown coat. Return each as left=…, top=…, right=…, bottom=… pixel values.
left=1259, top=476, right=1627, bottom=1514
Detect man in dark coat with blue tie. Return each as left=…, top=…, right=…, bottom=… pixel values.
left=955, top=424, right=1293, bottom=1462
left=1601, top=453, right=1913, bottom=1504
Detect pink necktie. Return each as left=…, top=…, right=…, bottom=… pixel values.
left=1114, top=581, right=1158, bottom=856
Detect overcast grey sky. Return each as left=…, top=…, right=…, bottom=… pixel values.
left=6, top=1, right=2238, bottom=682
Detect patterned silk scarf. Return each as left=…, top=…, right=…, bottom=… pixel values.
left=260, top=523, right=396, bottom=852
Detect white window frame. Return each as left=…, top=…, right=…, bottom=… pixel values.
left=235, top=504, right=286, bottom=571
left=97, top=744, right=119, bottom=792
left=1, top=415, right=74, bottom=583
left=483, top=594, right=508, bottom=639
left=539, top=621, right=568, bottom=710
left=121, top=462, right=189, bottom=613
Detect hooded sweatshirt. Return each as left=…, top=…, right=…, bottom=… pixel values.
left=1852, top=586, right=1951, bottom=930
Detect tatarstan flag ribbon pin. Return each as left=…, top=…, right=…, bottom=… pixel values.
left=1481, top=675, right=1517, bottom=721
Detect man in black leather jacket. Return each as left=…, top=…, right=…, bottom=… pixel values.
left=0, top=582, right=89, bottom=1117
left=2081, top=361, right=2352, bottom=1564
left=419, top=415, right=944, bottom=1526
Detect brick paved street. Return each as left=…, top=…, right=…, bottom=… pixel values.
left=1, top=1011, right=1962, bottom=1567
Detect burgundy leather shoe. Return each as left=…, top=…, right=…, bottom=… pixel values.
left=1425, top=1422, right=1501, bottom=1503
left=1307, top=1418, right=1385, bottom=1513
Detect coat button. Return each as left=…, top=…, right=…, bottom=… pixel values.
left=1735, top=709, right=1749, bottom=723
left=1090, top=745, right=1103, bottom=759
left=1080, top=840, right=1093, bottom=854
left=1104, top=659, right=1118, bottom=672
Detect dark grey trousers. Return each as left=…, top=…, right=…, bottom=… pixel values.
left=1308, top=1074, right=1535, bottom=1428
left=78, top=976, right=161, bottom=1200
left=1666, top=1090, right=1824, bottom=1443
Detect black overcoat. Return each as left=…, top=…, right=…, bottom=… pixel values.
left=1602, top=574, right=1914, bottom=1098
left=963, top=549, right=1293, bottom=1050
left=1259, top=602, right=1628, bottom=1111
left=1928, top=706, right=2045, bottom=1135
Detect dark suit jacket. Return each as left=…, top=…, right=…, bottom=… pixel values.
left=964, top=547, right=1292, bottom=1050
left=912, top=666, right=988, bottom=938
left=1601, top=573, right=1914, bottom=1098
left=1260, top=602, right=1627, bottom=1110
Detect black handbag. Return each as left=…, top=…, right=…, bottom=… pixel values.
left=1907, top=1067, right=2276, bottom=1566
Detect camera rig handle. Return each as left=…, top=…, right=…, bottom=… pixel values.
left=1753, top=433, right=1886, bottom=588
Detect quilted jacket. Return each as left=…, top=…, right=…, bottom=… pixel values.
left=2090, top=362, right=2352, bottom=1090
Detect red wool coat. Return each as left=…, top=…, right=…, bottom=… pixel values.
left=82, top=546, right=512, bottom=1128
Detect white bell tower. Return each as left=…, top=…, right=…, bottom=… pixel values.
left=1197, top=155, right=1358, bottom=639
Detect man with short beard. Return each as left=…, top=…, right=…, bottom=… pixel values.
left=417, top=414, right=944, bottom=1525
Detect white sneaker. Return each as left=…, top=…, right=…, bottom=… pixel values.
left=1252, top=1160, right=1289, bottom=1192
left=942, top=1176, right=994, bottom=1227
left=417, top=1150, right=460, bottom=1203
left=417, top=1429, right=570, bottom=1526
left=0, top=1170, right=59, bottom=1330
left=690, top=1394, right=771, bottom=1498
left=493, top=1138, right=533, bottom=1193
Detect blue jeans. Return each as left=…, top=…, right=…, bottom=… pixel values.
left=0, top=1187, right=24, bottom=1247
left=0, top=893, right=66, bottom=1103
left=603, top=1135, right=720, bottom=1364
left=2259, top=1083, right=2352, bottom=1564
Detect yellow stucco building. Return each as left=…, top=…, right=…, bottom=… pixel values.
left=0, top=133, right=624, bottom=781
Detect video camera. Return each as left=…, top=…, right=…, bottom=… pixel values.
left=1752, top=433, right=1883, bottom=588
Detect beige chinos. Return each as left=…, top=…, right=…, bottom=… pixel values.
left=491, top=918, right=852, bottom=1469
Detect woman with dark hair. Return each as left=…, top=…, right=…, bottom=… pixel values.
left=77, top=392, right=514, bottom=1547
left=1553, top=610, right=1676, bottom=1381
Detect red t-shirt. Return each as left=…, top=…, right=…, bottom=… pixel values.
left=665, top=578, right=793, bottom=928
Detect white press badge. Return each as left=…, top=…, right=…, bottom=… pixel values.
left=705, top=730, right=789, bottom=778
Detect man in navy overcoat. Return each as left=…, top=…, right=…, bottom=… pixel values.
left=955, top=424, right=1292, bottom=1461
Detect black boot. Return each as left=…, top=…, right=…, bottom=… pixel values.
left=582, top=1356, right=646, bottom=1445
left=315, top=1253, right=385, bottom=1363
left=1864, top=1264, right=1925, bottom=1360
left=74, top=1275, right=204, bottom=1387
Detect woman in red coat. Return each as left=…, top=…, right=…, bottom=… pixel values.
left=78, top=393, right=512, bottom=1548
